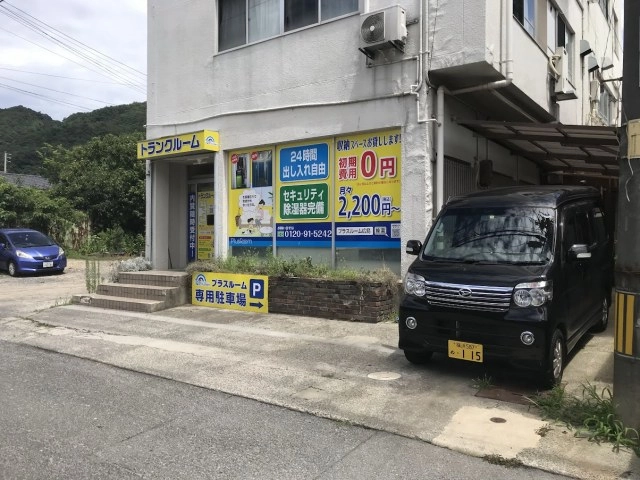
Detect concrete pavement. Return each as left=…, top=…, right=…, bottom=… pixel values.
left=0, top=297, right=638, bottom=480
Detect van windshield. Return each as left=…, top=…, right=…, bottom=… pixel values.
left=422, top=206, right=555, bottom=264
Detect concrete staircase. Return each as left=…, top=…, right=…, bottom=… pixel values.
left=72, top=271, right=191, bottom=313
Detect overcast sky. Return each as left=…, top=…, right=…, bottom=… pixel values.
left=0, top=0, right=146, bottom=121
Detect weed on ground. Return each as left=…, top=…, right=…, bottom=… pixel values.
left=528, top=383, right=640, bottom=455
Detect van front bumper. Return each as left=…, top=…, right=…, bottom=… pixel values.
left=399, top=297, right=550, bottom=371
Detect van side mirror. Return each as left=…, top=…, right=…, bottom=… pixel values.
left=569, top=244, right=591, bottom=260
left=406, top=240, right=422, bottom=256
left=0, top=243, right=5, bottom=250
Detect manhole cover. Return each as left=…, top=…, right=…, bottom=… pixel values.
left=368, top=371, right=401, bottom=381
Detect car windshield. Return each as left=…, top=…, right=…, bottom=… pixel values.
left=8, top=231, right=55, bottom=248
left=422, top=206, right=555, bottom=264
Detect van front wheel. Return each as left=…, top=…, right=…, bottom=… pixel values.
left=403, top=350, right=433, bottom=365
left=540, top=330, right=565, bottom=389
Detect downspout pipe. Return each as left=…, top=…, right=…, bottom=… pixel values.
left=434, top=0, right=513, bottom=214
left=436, top=86, right=445, bottom=213
left=411, top=0, right=430, bottom=123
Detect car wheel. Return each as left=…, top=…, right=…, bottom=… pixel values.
left=7, top=261, right=18, bottom=277
left=403, top=349, right=433, bottom=365
left=590, top=296, right=609, bottom=333
left=54, top=269, right=65, bottom=275
left=540, top=329, right=564, bottom=389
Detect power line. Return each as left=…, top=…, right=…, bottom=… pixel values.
left=0, top=25, right=145, bottom=94
left=0, top=75, right=116, bottom=106
left=0, top=82, right=93, bottom=111
left=0, top=66, right=129, bottom=85
left=0, top=1, right=146, bottom=92
left=5, top=1, right=146, bottom=78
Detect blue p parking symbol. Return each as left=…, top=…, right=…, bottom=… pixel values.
left=250, top=279, right=264, bottom=299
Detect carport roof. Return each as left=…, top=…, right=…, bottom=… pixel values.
left=458, top=120, right=620, bottom=180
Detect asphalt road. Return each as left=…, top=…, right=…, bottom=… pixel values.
left=0, top=340, right=570, bottom=480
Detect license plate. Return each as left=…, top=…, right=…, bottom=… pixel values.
left=43, top=261, right=54, bottom=268
left=448, top=340, right=483, bottom=363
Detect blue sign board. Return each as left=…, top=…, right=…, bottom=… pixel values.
left=275, top=222, right=332, bottom=248
left=188, top=192, right=196, bottom=261
left=279, top=143, right=329, bottom=182
left=334, top=221, right=401, bottom=249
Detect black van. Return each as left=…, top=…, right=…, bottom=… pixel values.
left=398, top=186, right=613, bottom=387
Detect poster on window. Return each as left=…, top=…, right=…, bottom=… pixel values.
left=197, top=190, right=215, bottom=260
left=275, top=141, right=332, bottom=247
left=228, top=149, right=274, bottom=248
left=333, top=130, right=401, bottom=248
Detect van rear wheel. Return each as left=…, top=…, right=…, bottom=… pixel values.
left=540, top=329, right=564, bottom=389
left=403, top=350, right=433, bottom=365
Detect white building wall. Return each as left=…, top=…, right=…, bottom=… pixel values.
left=146, top=0, right=622, bottom=273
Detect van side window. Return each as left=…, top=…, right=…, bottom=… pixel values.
left=563, top=207, right=591, bottom=254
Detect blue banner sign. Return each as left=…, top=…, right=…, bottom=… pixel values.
left=275, top=222, right=332, bottom=247
left=279, top=143, right=329, bottom=182
left=334, top=221, right=401, bottom=248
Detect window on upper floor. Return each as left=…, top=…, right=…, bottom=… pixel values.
left=513, top=0, right=536, bottom=36
left=218, top=0, right=359, bottom=52
left=547, top=2, right=574, bottom=82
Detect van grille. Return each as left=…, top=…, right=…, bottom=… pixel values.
left=424, top=281, right=513, bottom=312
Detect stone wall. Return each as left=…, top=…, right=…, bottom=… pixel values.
left=268, top=277, right=400, bottom=323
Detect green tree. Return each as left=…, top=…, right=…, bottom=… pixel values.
left=41, top=132, right=145, bottom=234
left=0, top=177, right=84, bottom=237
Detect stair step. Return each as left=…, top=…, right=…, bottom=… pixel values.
left=97, top=283, right=178, bottom=300
left=72, top=294, right=165, bottom=313
left=119, top=270, right=191, bottom=287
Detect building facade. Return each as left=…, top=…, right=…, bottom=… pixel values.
left=143, top=0, right=622, bottom=276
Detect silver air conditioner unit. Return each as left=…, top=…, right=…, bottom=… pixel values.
left=359, top=5, right=407, bottom=58
left=553, top=47, right=578, bottom=101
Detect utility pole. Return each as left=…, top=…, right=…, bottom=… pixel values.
left=613, top=0, right=640, bottom=430
left=3, top=152, right=10, bottom=173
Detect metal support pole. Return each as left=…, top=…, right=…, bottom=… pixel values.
left=613, top=0, right=640, bottom=430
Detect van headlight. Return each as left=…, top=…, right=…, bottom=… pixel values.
left=404, top=272, right=427, bottom=297
left=513, top=281, right=553, bottom=307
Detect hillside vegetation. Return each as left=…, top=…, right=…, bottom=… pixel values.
left=0, top=102, right=146, bottom=174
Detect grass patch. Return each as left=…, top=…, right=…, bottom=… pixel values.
left=85, top=259, right=101, bottom=293
left=471, top=373, right=494, bottom=390
left=186, top=254, right=400, bottom=290
left=528, top=383, right=640, bottom=455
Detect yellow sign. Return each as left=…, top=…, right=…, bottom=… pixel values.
left=197, top=190, right=214, bottom=260
left=192, top=272, right=268, bottom=313
left=616, top=291, right=636, bottom=356
left=334, top=130, right=402, bottom=248
left=137, top=130, right=220, bottom=159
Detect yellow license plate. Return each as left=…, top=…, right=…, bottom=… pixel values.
left=448, top=340, right=483, bottom=363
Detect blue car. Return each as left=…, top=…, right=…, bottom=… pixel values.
left=0, top=228, right=67, bottom=276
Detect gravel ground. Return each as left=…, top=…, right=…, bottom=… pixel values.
left=0, top=258, right=116, bottom=316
